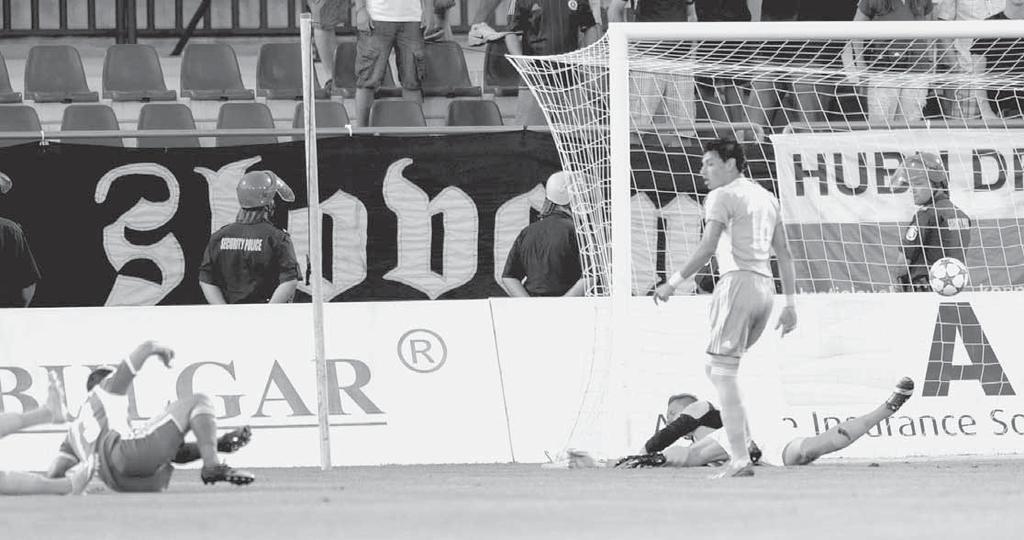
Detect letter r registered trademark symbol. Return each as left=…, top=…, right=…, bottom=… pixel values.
left=397, top=329, right=447, bottom=373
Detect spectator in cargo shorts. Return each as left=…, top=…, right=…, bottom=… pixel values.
left=354, top=0, right=426, bottom=127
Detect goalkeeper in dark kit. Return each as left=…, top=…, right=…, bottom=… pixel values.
left=893, top=152, right=972, bottom=292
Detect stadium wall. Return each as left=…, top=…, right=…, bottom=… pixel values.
left=2, top=292, right=1024, bottom=470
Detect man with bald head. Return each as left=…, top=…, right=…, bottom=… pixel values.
left=502, top=171, right=585, bottom=297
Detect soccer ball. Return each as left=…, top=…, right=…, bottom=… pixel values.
left=929, top=257, right=969, bottom=296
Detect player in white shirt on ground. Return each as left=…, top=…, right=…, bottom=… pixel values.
left=654, top=138, right=797, bottom=478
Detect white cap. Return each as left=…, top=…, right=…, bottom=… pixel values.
left=545, top=171, right=571, bottom=206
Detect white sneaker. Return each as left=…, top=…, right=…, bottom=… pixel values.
left=67, top=456, right=96, bottom=495
left=467, top=22, right=514, bottom=47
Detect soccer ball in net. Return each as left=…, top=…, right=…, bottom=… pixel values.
left=929, top=257, right=970, bottom=297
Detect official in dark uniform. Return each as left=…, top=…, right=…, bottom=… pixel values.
left=1, top=172, right=41, bottom=308
left=502, top=172, right=585, bottom=297
left=893, top=152, right=972, bottom=292
left=199, top=170, right=300, bottom=304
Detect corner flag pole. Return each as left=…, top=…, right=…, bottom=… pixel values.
left=299, top=13, right=332, bottom=471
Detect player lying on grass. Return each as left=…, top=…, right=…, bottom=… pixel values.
left=607, top=377, right=915, bottom=469
left=46, top=340, right=255, bottom=492
left=0, top=373, right=94, bottom=495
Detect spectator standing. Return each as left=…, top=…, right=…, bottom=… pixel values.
left=693, top=0, right=763, bottom=124
left=353, top=0, right=426, bottom=127
left=199, top=171, right=300, bottom=305
left=504, top=0, right=602, bottom=123
left=935, top=0, right=1004, bottom=119
left=970, top=0, right=1024, bottom=120
left=502, top=172, right=585, bottom=297
left=843, top=0, right=937, bottom=124
left=608, top=0, right=698, bottom=134
left=308, top=0, right=349, bottom=91
left=0, top=173, right=40, bottom=308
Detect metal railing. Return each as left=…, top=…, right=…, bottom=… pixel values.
left=0, top=0, right=477, bottom=41
left=0, top=125, right=552, bottom=144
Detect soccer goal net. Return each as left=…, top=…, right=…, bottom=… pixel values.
left=508, top=21, right=1024, bottom=459
left=510, top=20, right=1024, bottom=298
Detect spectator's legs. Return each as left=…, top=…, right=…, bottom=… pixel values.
left=867, top=85, right=900, bottom=123
left=396, top=21, right=425, bottom=103
left=662, top=74, right=696, bottom=138
left=696, top=78, right=729, bottom=123
left=791, top=82, right=830, bottom=125
left=744, top=78, right=781, bottom=130
left=354, top=22, right=398, bottom=126
left=895, top=87, right=928, bottom=123
left=314, top=28, right=338, bottom=83
left=470, top=0, right=505, bottom=25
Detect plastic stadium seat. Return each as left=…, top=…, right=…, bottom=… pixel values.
left=60, top=104, right=123, bottom=147
left=102, top=44, right=177, bottom=102
left=0, top=105, right=42, bottom=147
left=483, top=40, right=521, bottom=97
left=291, top=101, right=350, bottom=140
left=215, top=102, right=278, bottom=146
left=421, top=42, right=482, bottom=98
left=257, top=43, right=329, bottom=100
left=331, top=42, right=402, bottom=99
left=446, top=99, right=503, bottom=126
left=137, top=103, right=201, bottom=147
left=24, top=45, right=99, bottom=103
left=180, top=44, right=255, bottom=101
left=368, top=99, right=426, bottom=127
left=0, top=51, right=22, bottom=103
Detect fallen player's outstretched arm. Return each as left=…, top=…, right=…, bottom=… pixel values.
left=644, top=400, right=722, bottom=454
left=103, top=340, right=175, bottom=395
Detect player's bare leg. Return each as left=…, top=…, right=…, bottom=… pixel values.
left=0, top=373, right=71, bottom=438
left=178, top=395, right=254, bottom=486
left=0, top=456, right=94, bottom=496
left=794, top=378, right=915, bottom=463
left=707, top=358, right=754, bottom=478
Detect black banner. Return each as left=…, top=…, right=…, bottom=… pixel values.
left=0, top=133, right=564, bottom=306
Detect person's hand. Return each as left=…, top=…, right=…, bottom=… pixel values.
left=131, top=340, right=175, bottom=368
left=775, top=306, right=797, bottom=337
left=308, top=0, right=325, bottom=16
left=356, top=8, right=372, bottom=32
left=652, top=283, right=675, bottom=305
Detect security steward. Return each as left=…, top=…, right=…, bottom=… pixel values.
left=502, top=171, right=585, bottom=297
left=199, top=170, right=300, bottom=304
left=894, top=152, right=972, bottom=292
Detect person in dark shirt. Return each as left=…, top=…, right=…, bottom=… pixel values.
left=970, top=5, right=1024, bottom=119
left=504, top=0, right=601, bottom=124
left=199, top=171, right=300, bottom=304
left=1, top=172, right=41, bottom=308
left=893, top=152, right=972, bottom=292
left=502, top=172, right=585, bottom=297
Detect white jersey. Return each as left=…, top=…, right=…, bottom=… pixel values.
left=63, top=388, right=131, bottom=463
left=703, top=177, right=781, bottom=278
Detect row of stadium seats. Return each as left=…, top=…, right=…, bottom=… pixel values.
left=0, top=41, right=521, bottom=105
left=0, top=98, right=506, bottom=147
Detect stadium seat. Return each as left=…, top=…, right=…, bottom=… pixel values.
left=368, top=99, right=426, bottom=127
left=180, top=44, right=255, bottom=101
left=421, top=42, right=482, bottom=98
left=483, top=40, right=521, bottom=97
left=446, top=99, right=503, bottom=126
left=291, top=101, right=350, bottom=141
left=0, top=105, right=42, bottom=147
left=137, top=103, right=201, bottom=147
left=24, top=45, right=100, bottom=103
left=102, top=44, right=177, bottom=102
left=215, top=102, right=278, bottom=146
left=60, top=104, right=123, bottom=147
left=0, top=51, right=22, bottom=103
left=331, top=41, right=402, bottom=99
left=257, top=43, right=329, bottom=100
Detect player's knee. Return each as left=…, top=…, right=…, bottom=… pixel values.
left=190, top=393, right=216, bottom=419
left=706, top=354, right=739, bottom=378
